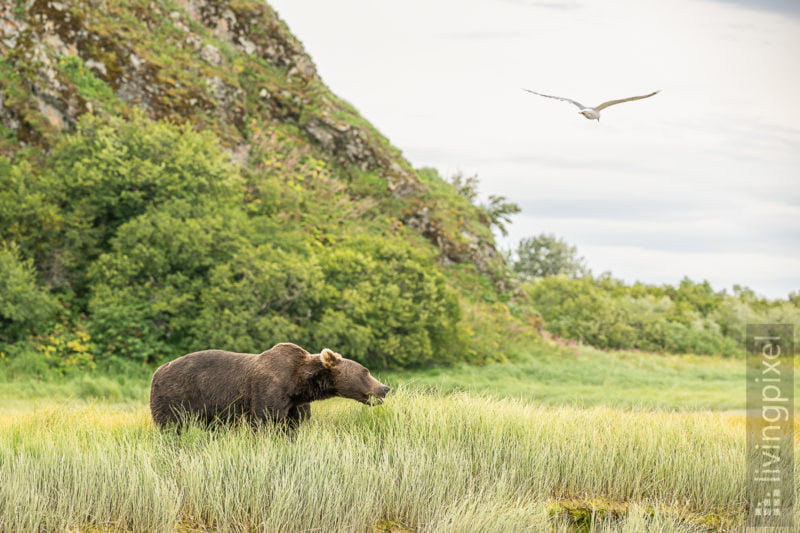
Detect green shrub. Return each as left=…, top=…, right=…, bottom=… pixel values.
left=48, top=114, right=239, bottom=246
left=0, top=322, right=97, bottom=377
left=0, top=242, right=59, bottom=343
left=0, top=347, right=52, bottom=378
left=191, top=244, right=326, bottom=353
left=0, top=112, right=506, bottom=370
left=0, top=159, right=63, bottom=282
left=524, top=276, right=610, bottom=346
left=315, top=241, right=465, bottom=368
left=33, top=323, right=97, bottom=374
left=56, top=55, right=122, bottom=112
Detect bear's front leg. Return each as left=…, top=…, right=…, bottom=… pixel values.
left=272, top=405, right=303, bottom=437
left=248, top=393, right=288, bottom=430
left=286, top=403, right=311, bottom=430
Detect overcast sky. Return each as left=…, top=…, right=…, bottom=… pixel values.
left=268, top=0, right=800, bottom=299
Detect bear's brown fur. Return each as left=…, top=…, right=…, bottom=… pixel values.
left=149, top=342, right=390, bottom=429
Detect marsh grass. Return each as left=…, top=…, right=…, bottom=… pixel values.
left=0, top=388, right=774, bottom=532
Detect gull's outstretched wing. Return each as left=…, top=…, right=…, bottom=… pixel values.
left=594, top=90, right=660, bottom=111
left=523, top=89, right=585, bottom=110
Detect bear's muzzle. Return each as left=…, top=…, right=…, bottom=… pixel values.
left=366, top=385, right=391, bottom=405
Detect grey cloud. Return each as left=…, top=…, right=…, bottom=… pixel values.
left=705, top=0, right=800, bottom=17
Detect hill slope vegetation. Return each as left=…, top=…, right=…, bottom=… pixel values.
left=0, top=0, right=534, bottom=369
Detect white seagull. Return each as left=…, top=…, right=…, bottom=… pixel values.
left=523, top=88, right=660, bottom=122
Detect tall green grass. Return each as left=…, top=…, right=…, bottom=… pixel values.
left=0, top=388, right=770, bottom=532
left=1, top=343, right=748, bottom=411
left=385, top=344, right=746, bottom=411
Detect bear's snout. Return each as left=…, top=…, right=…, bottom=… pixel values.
left=367, top=384, right=390, bottom=405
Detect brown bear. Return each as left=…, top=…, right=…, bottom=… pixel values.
left=149, top=342, right=390, bottom=429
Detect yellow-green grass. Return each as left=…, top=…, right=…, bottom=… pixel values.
left=1, top=346, right=794, bottom=531
left=1, top=388, right=787, bottom=532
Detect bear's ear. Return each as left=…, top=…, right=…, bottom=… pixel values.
left=320, top=348, right=341, bottom=369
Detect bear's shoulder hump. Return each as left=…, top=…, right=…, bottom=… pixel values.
left=261, top=342, right=310, bottom=361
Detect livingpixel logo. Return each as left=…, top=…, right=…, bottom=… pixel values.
left=754, top=489, right=782, bottom=517
left=746, top=324, right=794, bottom=528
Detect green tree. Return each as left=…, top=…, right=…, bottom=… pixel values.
left=482, top=195, right=521, bottom=237
left=445, top=171, right=520, bottom=236
left=513, top=233, right=589, bottom=279
left=446, top=171, right=480, bottom=203
left=50, top=114, right=238, bottom=252
left=525, top=274, right=743, bottom=355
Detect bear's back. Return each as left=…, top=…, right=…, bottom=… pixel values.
left=154, top=349, right=257, bottom=384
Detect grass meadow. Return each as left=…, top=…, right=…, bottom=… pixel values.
left=0, top=344, right=794, bottom=532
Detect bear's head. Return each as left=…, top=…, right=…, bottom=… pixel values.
left=320, top=348, right=390, bottom=405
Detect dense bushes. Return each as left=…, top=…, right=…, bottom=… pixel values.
left=0, top=243, right=59, bottom=343
left=525, top=276, right=798, bottom=356
left=1, top=116, right=466, bottom=369
left=1, top=115, right=239, bottom=297
left=314, top=243, right=463, bottom=368
left=90, top=226, right=463, bottom=368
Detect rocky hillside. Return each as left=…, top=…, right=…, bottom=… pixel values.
left=0, top=0, right=503, bottom=278
left=1, top=0, right=536, bottom=368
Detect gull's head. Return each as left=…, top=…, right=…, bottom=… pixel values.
left=579, top=109, right=600, bottom=121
